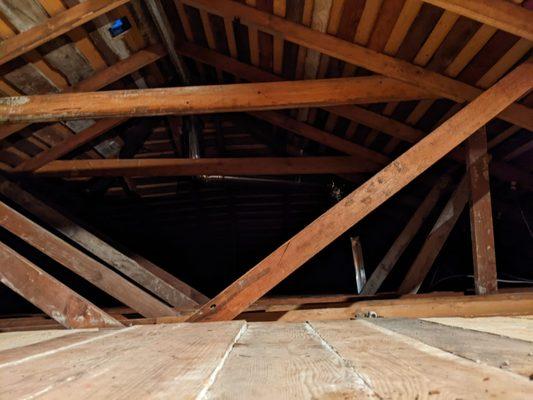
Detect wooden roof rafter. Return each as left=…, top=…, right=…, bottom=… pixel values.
left=186, top=58, right=532, bottom=322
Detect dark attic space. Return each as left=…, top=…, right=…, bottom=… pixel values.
left=0, top=0, right=532, bottom=398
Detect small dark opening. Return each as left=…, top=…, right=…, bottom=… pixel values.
left=108, top=17, right=131, bottom=38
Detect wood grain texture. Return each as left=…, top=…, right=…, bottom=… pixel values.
left=270, top=292, right=533, bottom=321
left=188, top=59, right=532, bottom=322
left=0, top=177, right=207, bottom=308
left=183, top=0, right=533, bottom=131
left=204, top=322, right=376, bottom=399
left=0, top=201, right=178, bottom=318
left=370, top=318, right=533, bottom=378
left=0, top=0, right=130, bottom=66
left=0, top=241, right=122, bottom=329
left=310, top=319, right=533, bottom=398
left=0, top=76, right=435, bottom=123
left=467, top=128, right=498, bottom=295
left=0, top=322, right=245, bottom=399
left=421, top=0, right=533, bottom=42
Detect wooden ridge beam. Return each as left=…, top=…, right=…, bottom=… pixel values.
left=467, top=128, right=498, bottom=295
left=30, top=157, right=377, bottom=178
left=0, top=177, right=207, bottom=308
left=183, top=0, right=533, bottom=132
left=0, top=201, right=178, bottom=318
left=398, top=175, right=470, bottom=294
left=0, top=44, right=166, bottom=142
left=186, top=59, right=532, bottom=322
left=0, top=0, right=130, bottom=67
left=0, top=77, right=435, bottom=123
left=361, top=176, right=452, bottom=295
left=421, top=0, right=533, bottom=42
left=0, top=241, right=123, bottom=329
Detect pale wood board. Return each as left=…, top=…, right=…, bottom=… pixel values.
left=0, top=329, right=80, bottom=352
left=371, top=318, right=533, bottom=378
left=2, top=319, right=533, bottom=399
left=203, top=322, right=376, bottom=399
left=1, top=322, right=245, bottom=399
left=309, top=320, right=533, bottom=399
left=424, top=316, right=533, bottom=342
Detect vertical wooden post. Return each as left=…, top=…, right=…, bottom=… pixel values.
left=467, top=127, right=498, bottom=294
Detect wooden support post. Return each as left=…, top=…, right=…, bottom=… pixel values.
left=0, top=241, right=123, bottom=329
left=0, top=177, right=208, bottom=307
left=186, top=59, right=532, bottom=322
left=0, top=0, right=130, bottom=67
left=0, top=77, right=435, bottom=123
left=30, top=157, right=377, bottom=177
left=183, top=0, right=533, bottom=132
left=398, top=176, right=469, bottom=294
left=361, top=176, right=451, bottom=295
left=467, top=128, right=498, bottom=294
left=0, top=200, right=178, bottom=318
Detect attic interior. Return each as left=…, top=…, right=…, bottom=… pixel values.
left=0, top=0, right=532, bottom=397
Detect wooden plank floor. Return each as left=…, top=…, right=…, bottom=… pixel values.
left=0, top=317, right=532, bottom=399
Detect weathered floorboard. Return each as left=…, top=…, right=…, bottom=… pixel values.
left=370, top=318, right=533, bottom=378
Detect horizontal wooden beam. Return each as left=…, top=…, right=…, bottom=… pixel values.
left=422, top=0, right=533, bottom=42
left=0, top=0, right=130, bottom=67
left=0, top=77, right=436, bottom=123
left=29, top=157, right=378, bottom=177
left=0, top=201, right=178, bottom=318
left=255, top=292, right=533, bottom=321
left=186, top=59, right=532, bottom=322
left=184, top=0, right=533, bottom=131
left=0, top=241, right=123, bottom=329
left=0, top=44, right=166, bottom=142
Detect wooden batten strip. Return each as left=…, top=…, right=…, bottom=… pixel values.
left=421, top=0, right=533, bottom=42
left=183, top=0, right=533, bottom=131
left=0, top=0, right=131, bottom=67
